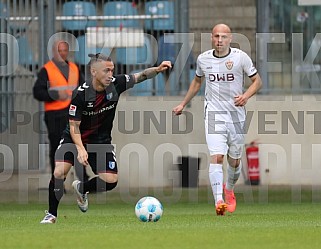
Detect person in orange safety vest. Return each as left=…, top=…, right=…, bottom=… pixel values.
left=33, top=40, right=84, bottom=175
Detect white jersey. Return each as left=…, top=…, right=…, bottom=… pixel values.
left=196, top=48, right=257, bottom=123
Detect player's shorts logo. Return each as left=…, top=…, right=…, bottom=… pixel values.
left=225, top=60, right=234, bottom=70
left=108, top=161, right=116, bottom=169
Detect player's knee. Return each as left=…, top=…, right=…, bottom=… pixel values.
left=210, top=154, right=224, bottom=164
left=53, top=168, right=64, bottom=179
left=227, top=157, right=241, bottom=168
left=99, top=172, right=118, bottom=183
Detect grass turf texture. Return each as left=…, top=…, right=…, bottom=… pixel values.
left=1, top=186, right=321, bottom=249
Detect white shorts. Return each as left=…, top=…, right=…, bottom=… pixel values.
left=205, top=120, right=245, bottom=159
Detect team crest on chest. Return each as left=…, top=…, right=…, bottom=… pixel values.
left=106, top=92, right=113, bottom=100
left=225, top=60, right=234, bottom=70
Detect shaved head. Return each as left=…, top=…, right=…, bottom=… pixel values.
left=212, top=24, right=231, bottom=35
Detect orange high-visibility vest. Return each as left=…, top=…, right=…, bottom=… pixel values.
left=44, top=61, right=79, bottom=111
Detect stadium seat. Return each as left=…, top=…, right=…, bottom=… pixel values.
left=0, top=2, right=8, bottom=18
left=62, top=1, right=97, bottom=31
left=74, top=35, right=112, bottom=65
left=157, top=34, right=194, bottom=66
left=144, top=1, right=175, bottom=31
left=17, top=36, right=37, bottom=67
left=0, top=2, right=37, bottom=68
left=116, top=36, right=154, bottom=65
left=103, top=2, right=141, bottom=28
left=127, top=70, right=166, bottom=96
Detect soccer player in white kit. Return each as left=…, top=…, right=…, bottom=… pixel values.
left=173, top=24, right=262, bottom=215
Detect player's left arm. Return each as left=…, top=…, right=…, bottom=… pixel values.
left=234, top=73, right=262, bottom=107
left=134, top=61, right=172, bottom=84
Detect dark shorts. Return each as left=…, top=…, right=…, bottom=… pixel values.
left=55, top=142, right=118, bottom=181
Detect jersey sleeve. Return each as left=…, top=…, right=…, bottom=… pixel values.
left=242, top=52, right=257, bottom=77
left=68, top=91, right=84, bottom=121
left=195, top=55, right=204, bottom=77
left=113, top=74, right=136, bottom=94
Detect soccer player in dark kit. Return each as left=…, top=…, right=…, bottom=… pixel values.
left=40, top=53, right=172, bottom=223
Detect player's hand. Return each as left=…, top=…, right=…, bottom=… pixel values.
left=157, top=61, right=172, bottom=73
left=77, top=147, right=89, bottom=167
left=234, top=95, right=248, bottom=107
left=172, top=104, right=184, bottom=115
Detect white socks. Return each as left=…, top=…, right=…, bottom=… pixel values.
left=226, top=162, right=242, bottom=190
left=209, top=164, right=223, bottom=204
left=209, top=162, right=242, bottom=204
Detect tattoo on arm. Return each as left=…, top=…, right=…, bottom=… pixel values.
left=135, top=67, right=158, bottom=83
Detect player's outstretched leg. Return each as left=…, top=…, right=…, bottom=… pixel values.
left=72, top=180, right=88, bottom=213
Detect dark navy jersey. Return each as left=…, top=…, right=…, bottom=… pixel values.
left=62, top=74, right=135, bottom=144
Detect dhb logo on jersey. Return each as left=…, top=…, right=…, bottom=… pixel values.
left=69, top=104, right=77, bottom=116
left=208, top=73, right=235, bottom=82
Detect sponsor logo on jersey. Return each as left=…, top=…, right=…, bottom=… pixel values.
left=69, top=104, right=77, bottom=116
left=106, top=92, right=113, bottom=100
left=208, top=73, right=235, bottom=82
left=87, top=102, right=94, bottom=108
left=125, top=74, right=130, bottom=82
left=225, top=60, right=234, bottom=70
left=82, top=103, right=116, bottom=116
left=108, top=161, right=116, bottom=169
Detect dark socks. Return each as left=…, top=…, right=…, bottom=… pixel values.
left=48, top=177, right=64, bottom=217
left=79, top=177, right=117, bottom=193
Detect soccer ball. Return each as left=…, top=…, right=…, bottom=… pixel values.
left=135, top=196, right=163, bottom=222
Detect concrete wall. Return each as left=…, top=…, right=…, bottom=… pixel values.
left=111, top=94, right=321, bottom=188
left=1, top=94, right=321, bottom=190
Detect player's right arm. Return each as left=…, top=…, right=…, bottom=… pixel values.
left=172, top=76, right=203, bottom=115
left=68, top=90, right=88, bottom=166
left=69, top=119, right=89, bottom=166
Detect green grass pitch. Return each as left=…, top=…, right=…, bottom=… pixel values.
left=1, top=186, right=321, bottom=249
